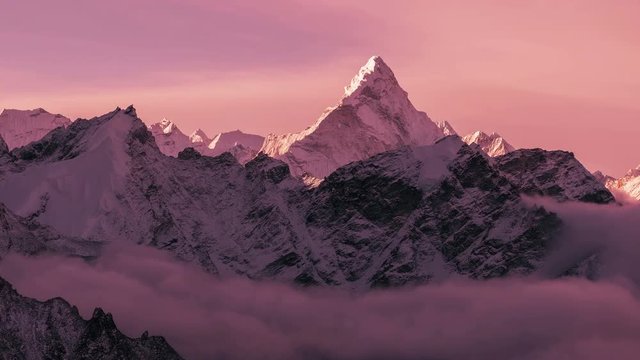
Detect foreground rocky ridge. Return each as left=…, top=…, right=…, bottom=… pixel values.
left=0, top=276, right=183, bottom=359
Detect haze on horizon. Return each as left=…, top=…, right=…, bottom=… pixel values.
left=1, top=0, right=639, bottom=176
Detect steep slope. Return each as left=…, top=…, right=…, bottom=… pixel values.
left=463, top=131, right=515, bottom=157
left=495, top=149, right=615, bottom=204
left=0, top=276, right=182, bottom=359
left=148, top=118, right=191, bottom=157
left=261, top=56, right=446, bottom=178
left=601, top=166, right=640, bottom=200
left=0, top=108, right=71, bottom=150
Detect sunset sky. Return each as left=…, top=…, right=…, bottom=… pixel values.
left=1, top=0, right=638, bottom=176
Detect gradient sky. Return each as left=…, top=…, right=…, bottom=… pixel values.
left=1, top=0, right=638, bottom=176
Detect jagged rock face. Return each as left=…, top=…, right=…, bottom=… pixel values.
left=0, top=108, right=71, bottom=150
left=0, top=276, right=182, bottom=359
left=462, top=131, right=515, bottom=157
left=261, top=56, right=446, bottom=178
left=0, top=109, right=610, bottom=288
left=306, top=137, right=560, bottom=286
left=495, top=149, right=615, bottom=204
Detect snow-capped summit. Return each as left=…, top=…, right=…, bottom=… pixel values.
left=0, top=108, right=71, bottom=150
left=148, top=118, right=264, bottom=162
left=343, top=55, right=395, bottom=98
left=261, top=55, right=446, bottom=178
left=188, top=128, right=211, bottom=153
left=148, top=118, right=191, bottom=157
left=189, top=128, right=210, bottom=144
left=463, top=131, right=515, bottom=157
left=601, top=165, right=640, bottom=201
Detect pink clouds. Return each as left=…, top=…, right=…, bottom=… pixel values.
left=1, top=0, right=639, bottom=175
left=2, top=245, right=640, bottom=360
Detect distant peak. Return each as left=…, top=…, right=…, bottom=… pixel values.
left=463, top=130, right=514, bottom=157
left=436, top=121, right=457, bottom=136
left=189, top=128, right=210, bottom=143
left=343, top=55, right=398, bottom=98
left=124, top=105, right=137, bottom=117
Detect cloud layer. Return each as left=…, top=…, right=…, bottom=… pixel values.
left=1, top=200, right=640, bottom=359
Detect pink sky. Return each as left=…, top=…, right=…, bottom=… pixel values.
left=1, top=0, right=638, bottom=176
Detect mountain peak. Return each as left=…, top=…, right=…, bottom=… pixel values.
left=189, top=128, right=210, bottom=143
left=343, top=55, right=398, bottom=98
left=261, top=55, right=446, bottom=178
left=463, top=130, right=515, bottom=157
left=124, top=105, right=137, bottom=117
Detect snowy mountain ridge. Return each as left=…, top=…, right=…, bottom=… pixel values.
left=260, top=56, right=447, bottom=178
left=596, top=165, right=640, bottom=201
left=0, top=108, right=614, bottom=288
left=0, top=108, right=71, bottom=150
left=463, top=130, right=515, bottom=157
left=148, top=118, right=264, bottom=162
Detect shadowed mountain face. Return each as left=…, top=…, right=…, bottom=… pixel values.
left=0, top=106, right=614, bottom=288
left=495, top=149, right=615, bottom=204
left=0, top=276, right=183, bottom=360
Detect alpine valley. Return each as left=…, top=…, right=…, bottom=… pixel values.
left=0, top=56, right=634, bottom=359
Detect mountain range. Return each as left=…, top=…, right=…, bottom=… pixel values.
left=0, top=55, right=633, bottom=358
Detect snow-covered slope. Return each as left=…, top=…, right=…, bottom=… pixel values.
left=0, top=108, right=71, bottom=150
left=261, top=56, right=447, bottom=178
left=148, top=118, right=191, bottom=157
left=150, top=119, right=264, bottom=163
left=463, top=131, right=515, bottom=157
left=600, top=165, right=640, bottom=200
left=1, top=107, right=141, bottom=238
left=495, top=149, right=615, bottom=204
left=0, top=276, right=182, bottom=359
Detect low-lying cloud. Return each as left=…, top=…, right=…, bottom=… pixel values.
left=1, top=199, right=640, bottom=360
